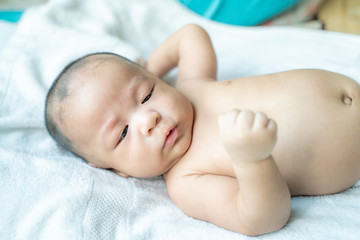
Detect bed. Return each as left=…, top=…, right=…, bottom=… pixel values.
left=1, top=0, right=359, bottom=239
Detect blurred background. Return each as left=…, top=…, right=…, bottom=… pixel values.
left=0, top=0, right=46, bottom=22
left=0, top=0, right=359, bottom=34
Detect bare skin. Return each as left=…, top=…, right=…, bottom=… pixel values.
left=58, top=24, right=360, bottom=236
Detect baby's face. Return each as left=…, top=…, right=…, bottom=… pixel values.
left=64, top=56, right=194, bottom=178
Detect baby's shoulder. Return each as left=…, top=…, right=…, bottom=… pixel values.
left=177, top=77, right=224, bottom=102
left=177, top=77, right=215, bottom=90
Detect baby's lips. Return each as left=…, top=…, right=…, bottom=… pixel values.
left=164, top=126, right=178, bottom=148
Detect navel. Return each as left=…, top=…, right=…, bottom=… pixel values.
left=342, top=94, right=353, bottom=106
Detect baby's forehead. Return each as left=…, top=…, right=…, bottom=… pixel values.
left=81, top=54, right=124, bottom=72
left=67, top=53, right=149, bottom=105
left=69, top=56, right=145, bottom=101
left=70, top=56, right=124, bottom=84
left=79, top=54, right=138, bottom=78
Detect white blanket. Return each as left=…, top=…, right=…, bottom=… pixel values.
left=1, top=0, right=360, bottom=239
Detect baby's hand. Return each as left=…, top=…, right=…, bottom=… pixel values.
left=218, top=110, right=277, bottom=164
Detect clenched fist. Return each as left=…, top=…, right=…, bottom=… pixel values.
left=218, top=110, right=277, bottom=164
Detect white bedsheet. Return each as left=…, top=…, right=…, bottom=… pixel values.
left=0, top=20, right=17, bottom=54
left=1, top=0, right=360, bottom=239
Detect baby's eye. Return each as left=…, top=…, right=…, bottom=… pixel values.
left=118, top=125, right=128, bottom=144
left=141, top=86, right=154, bottom=104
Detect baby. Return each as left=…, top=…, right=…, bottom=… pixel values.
left=45, top=24, right=360, bottom=236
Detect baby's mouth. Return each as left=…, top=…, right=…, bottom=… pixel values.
left=164, top=126, right=178, bottom=148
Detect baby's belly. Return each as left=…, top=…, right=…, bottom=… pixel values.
left=187, top=70, right=360, bottom=196
left=261, top=71, right=360, bottom=195
left=207, top=70, right=360, bottom=195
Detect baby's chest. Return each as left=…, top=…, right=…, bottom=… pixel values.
left=183, top=97, right=314, bottom=178
left=180, top=115, right=236, bottom=177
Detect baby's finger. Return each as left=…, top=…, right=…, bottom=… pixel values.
left=236, top=110, right=254, bottom=128
left=267, top=119, right=277, bottom=131
left=253, top=112, right=269, bottom=130
left=218, top=110, right=238, bottom=131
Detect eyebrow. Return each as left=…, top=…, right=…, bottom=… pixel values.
left=126, top=76, right=140, bottom=99
left=98, top=75, right=143, bottom=149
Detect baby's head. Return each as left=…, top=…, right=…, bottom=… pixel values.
left=45, top=52, right=194, bottom=178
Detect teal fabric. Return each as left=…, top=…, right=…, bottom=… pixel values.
left=177, top=0, right=300, bottom=25
left=0, top=11, right=23, bottom=23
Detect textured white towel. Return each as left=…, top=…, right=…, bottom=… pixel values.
left=1, top=0, right=360, bottom=239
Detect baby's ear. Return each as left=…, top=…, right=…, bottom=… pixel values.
left=112, top=169, right=129, bottom=178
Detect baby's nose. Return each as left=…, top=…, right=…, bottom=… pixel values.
left=139, top=111, right=161, bottom=136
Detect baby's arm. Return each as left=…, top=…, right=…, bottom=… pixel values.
left=167, top=110, right=291, bottom=236
left=146, top=24, right=217, bottom=84
left=218, top=110, right=291, bottom=234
